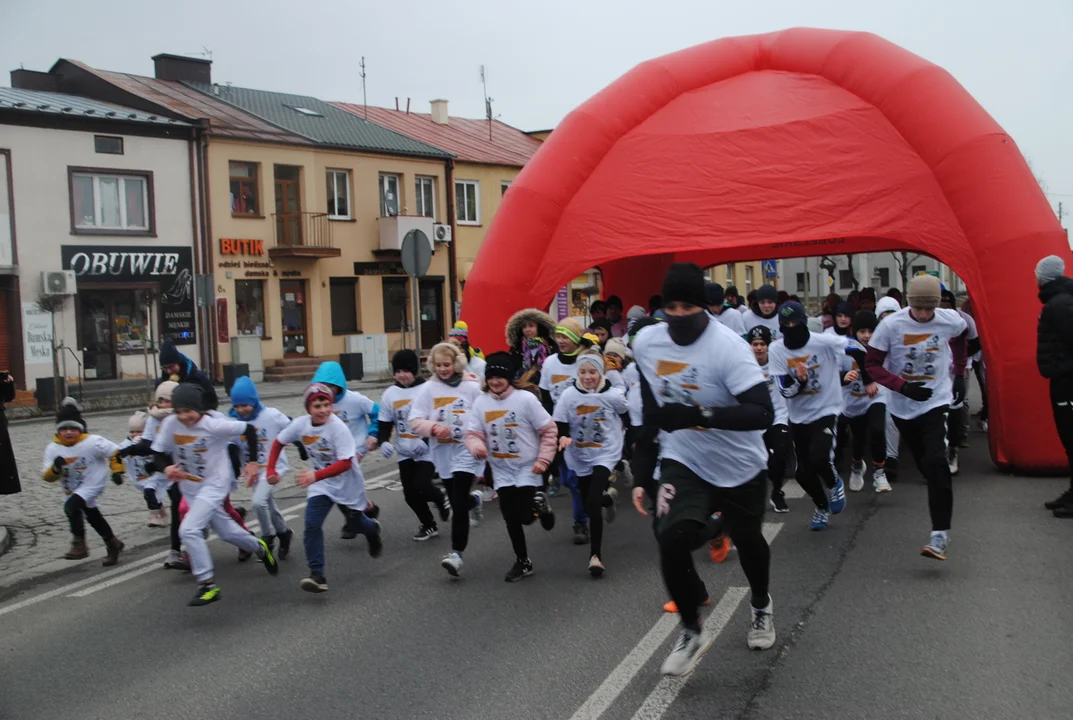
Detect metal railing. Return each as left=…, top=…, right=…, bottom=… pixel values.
left=271, top=212, right=334, bottom=249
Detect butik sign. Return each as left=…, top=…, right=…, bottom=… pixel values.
left=219, top=238, right=265, bottom=256
left=61, top=245, right=197, bottom=345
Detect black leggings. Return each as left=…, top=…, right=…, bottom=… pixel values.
left=578, top=467, right=613, bottom=558
left=167, top=483, right=182, bottom=551
left=765, top=425, right=789, bottom=496
left=792, top=415, right=839, bottom=510
left=840, top=404, right=887, bottom=466
left=399, top=459, right=447, bottom=528
left=440, top=472, right=478, bottom=552
left=64, top=494, right=114, bottom=540
left=143, top=488, right=162, bottom=510
left=894, top=406, right=953, bottom=531
left=498, top=485, right=538, bottom=561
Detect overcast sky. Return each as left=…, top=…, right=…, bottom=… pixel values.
left=1, top=0, right=1070, bottom=218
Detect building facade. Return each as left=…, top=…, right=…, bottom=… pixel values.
left=779, top=253, right=951, bottom=307
left=706, top=261, right=769, bottom=296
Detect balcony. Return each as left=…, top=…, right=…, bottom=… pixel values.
left=377, top=215, right=434, bottom=254
left=269, top=212, right=340, bottom=259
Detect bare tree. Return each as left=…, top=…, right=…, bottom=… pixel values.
left=819, top=255, right=837, bottom=292
left=890, top=251, right=922, bottom=294
left=35, top=294, right=66, bottom=409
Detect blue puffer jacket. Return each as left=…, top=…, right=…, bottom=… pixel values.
left=311, top=361, right=379, bottom=436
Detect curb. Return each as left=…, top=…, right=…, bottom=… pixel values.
left=0, top=526, right=10, bottom=557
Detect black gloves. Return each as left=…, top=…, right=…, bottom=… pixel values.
left=900, top=381, right=933, bottom=402
left=51, top=456, right=67, bottom=474
left=115, top=445, right=133, bottom=459
left=110, top=472, right=124, bottom=486
left=951, top=376, right=967, bottom=407
left=656, top=403, right=705, bottom=432
left=294, top=441, right=309, bottom=461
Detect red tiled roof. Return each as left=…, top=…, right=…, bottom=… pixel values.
left=331, top=103, right=541, bottom=167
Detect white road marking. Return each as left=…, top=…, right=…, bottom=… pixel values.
left=629, top=587, right=749, bottom=720
left=782, top=480, right=806, bottom=499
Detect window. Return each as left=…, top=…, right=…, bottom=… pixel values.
left=326, top=169, right=351, bottom=219
left=382, top=277, right=409, bottom=332
left=796, top=273, right=809, bottom=293
left=285, top=105, right=323, bottom=117
left=94, top=135, right=123, bottom=155
left=875, top=268, right=890, bottom=287
left=912, top=264, right=927, bottom=276
left=415, top=176, right=435, bottom=218
left=455, top=180, right=480, bottom=224
left=70, top=170, right=150, bottom=233
left=745, top=266, right=754, bottom=292
left=501, top=181, right=511, bottom=196
left=839, top=269, right=855, bottom=290
left=379, top=173, right=400, bottom=217
left=235, top=280, right=266, bottom=337
left=330, top=278, right=360, bottom=334
left=229, top=161, right=260, bottom=216
left=725, top=263, right=735, bottom=287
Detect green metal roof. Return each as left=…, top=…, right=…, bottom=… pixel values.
left=185, top=83, right=451, bottom=158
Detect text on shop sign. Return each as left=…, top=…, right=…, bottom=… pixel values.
left=220, top=238, right=265, bottom=256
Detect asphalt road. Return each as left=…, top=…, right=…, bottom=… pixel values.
left=1, top=433, right=1071, bottom=720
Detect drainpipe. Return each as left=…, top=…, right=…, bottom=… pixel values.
left=198, top=129, right=220, bottom=382
left=187, top=128, right=208, bottom=375
left=445, top=157, right=458, bottom=324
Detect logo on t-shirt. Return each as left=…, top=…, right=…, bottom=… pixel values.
left=173, top=433, right=206, bottom=482
left=788, top=355, right=822, bottom=395
left=899, top=334, right=941, bottom=381
left=485, top=409, right=520, bottom=459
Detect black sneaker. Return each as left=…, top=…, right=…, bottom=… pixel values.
left=300, top=573, right=328, bottom=593
left=260, top=535, right=276, bottom=558
left=572, top=522, right=589, bottom=546
left=1045, top=489, right=1073, bottom=511
left=438, top=495, right=452, bottom=523
left=277, top=529, right=294, bottom=560
left=189, top=582, right=221, bottom=606
left=257, top=539, right=279, bottom=576
left=237, top=548, right=252, bottom=562
left=412, top=525, right=439, bottom=542
left=504, top=558, right=534, bottom=583
left=770, top=492, right=789, bottom=514
left=368, top=520, right=383, bottom=558
left=534, top=492, right=556, bottom=531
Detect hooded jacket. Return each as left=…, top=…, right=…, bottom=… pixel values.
left=311, top=361, right=380, bottom=438
left=506, top=308, right=556, bottom=380
left=1037, top=276, right=1073, bottom=381
left=228, top=376, right=264, bottom=420
left=158, top=339, right=217, bottom=410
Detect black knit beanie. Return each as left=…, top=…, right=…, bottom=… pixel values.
left=392, top=349, right=420, bottom=375
left=55, top=397, right=86, bottom=433
left=757, top=285, right=778, bottom=303
left=483, top=351, right=515, bottom=382
left=662, top=263, right=707, bottom=309
left=172, top=383, right=207, bottom=414
left=852, top=310, right=878, bottom=333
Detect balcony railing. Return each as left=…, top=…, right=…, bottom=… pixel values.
left=269, top=212, right=339, bottom=258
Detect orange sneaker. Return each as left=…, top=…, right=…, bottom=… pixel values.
left=709, top=535, right=732, bottom=564
left=663, top=596, right=711, bottom=614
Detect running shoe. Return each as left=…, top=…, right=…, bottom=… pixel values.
left=770, top=491, right=789, bottom=514
left=163, top=549, right=188, bottom=571
left=588, top=554, right=605, bottom=578
left=663, top=596, right=711, bottom=614
left=809, top=508, right=830, bottom=531
left=534, top=491, right=556, bottom=531
left=188, top=582, right=221, bottom=607
left=948, top=448, right=960, bottom=476
left=1045, top=488, right=1073, bottom=511
left=873, top=467, right=892, bottom=493
left=469, top=491, right=484, bottom=527
left=660, top=628, right=714, bottom=677
left=709, top=535, right=732, bottom=564
left=849, top=461, right=865, bottom=492
left=300, top=573, right=328, bottom=593
left=504, top=558, right=534, bottom=583
left=412, top=525, right=439, bottom=542
left=364, top=503, right=381, bottom=520
left=747, top=600, right=776, bottom=650
left=573, top=522, right=590, bottom=546
left=604, top=488, right=618, bottom=524
left=438, top=495, right=452, bottom=522
left=921, top=531, right=948, bottom=561
left=441, top=551, right=463, bottom=578
left=827, top=478, right=846, bottom=514
left=277, top=529, right=294, bottom=560
left=257, top=538, right=279, bottom=576
left=367, top=520, right=383, bottom=558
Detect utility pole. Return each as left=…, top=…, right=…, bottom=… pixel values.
left=360, top=57, right=368, bottom=119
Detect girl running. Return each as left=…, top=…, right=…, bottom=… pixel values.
left=449, top=321, right=487, bottom=379
left=118, top=410, right=169, bottom=527
left=465, top=352, right=557, bottom=581
left=837, top=311, right=891, bottom=493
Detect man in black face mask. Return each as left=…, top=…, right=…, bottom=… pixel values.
left=631, top=262, right=777, bottom=677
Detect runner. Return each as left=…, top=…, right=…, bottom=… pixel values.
left=553, top=350, right=627, bottom=577
left=825, top=302, right=854, bottom=337
left=505, top=308, right=556, bottom=385
left=866, top=275, right=968, bottom=560
left=450, top=321, right=487, bottom=379
left=267, top=384, right=381, bottom=593
left=706, top=282, right=745, bottom=334
left=746, top=327, right=791, bottom=513
left=118, top=411, right=169, bottom=528
left=940, top=288, right=978, bottom=475
left=465, top=352, right=557, bottom=581
left=587, top=318, right=613, bottom=351
left=838, top=311, right=891, bottom=493
left=409, top=342, right=485, bottom=578
left=740, top=285, right=781, bottom=341
left=875, top=296, right=903, bottom=480
left=372, top=349, right=450, bottom=541
left=632, top=263, right=776, bottom=676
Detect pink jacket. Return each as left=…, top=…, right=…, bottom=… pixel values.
left=464, top=386, right=558, bottom=465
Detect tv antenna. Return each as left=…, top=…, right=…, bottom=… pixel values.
left=360, top=56, right=368, bottom=119
left=480, top=64, right=494, bottom=140
left=184, top=46, right=213, bottom=62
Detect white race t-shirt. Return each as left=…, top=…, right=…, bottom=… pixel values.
left=622, top=362, right=643, bottom=427
left=741, top=310, right=781, bottom=341
left=539, top=354, right=579, bottom=405
left=43, top=435, right=118, bottom=508
left=553, top=383, right=628, bottom=475
left=632, top=319, right=768, bottom=488
left=235, top=407, right=291, bottom=479
left=768, top=332, right=851, bottom=425
left=867, top=307, right=967, bottom=420
left=152, top=414, right=248, bottom=503
left=379, top=382, right=431, bottom=461
left=332, top=390, right=377, bottom=451
left=277, top=414, right=368, bottom=510
left=840, top=338, right=888, bottom=418
left=118, top=437, right=169, bottom=500
left=466, top=389, right=551, bottom=489
left=409, top=376, right=484, bottom=477
left=756, top=362, right=789, bottom=427
left=605, top=368, right=626, bottom=392
left=712, top=308, right=745, bottom=334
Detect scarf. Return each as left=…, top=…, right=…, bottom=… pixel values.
left=522, top=337, right=550, bottom=371
left=442, top=372, right=464, bottom=388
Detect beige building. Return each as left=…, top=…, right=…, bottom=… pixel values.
left=707, top=261, right=768, bottom=296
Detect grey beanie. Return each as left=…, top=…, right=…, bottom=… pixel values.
left=1035, top=255, right=1065, bottom=284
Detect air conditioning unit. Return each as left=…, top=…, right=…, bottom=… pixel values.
left=41, top=270, right=77, bottom=296
left=433, top=223, right=452, bottom=244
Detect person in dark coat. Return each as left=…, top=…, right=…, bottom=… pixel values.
left=158, top=339, right=218, bottom=411
left=0, top=372, right=19, bottom=495
left=1036, top=255, right=1073, bottom=517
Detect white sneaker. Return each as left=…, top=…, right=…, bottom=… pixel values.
left=848, top=461, right=865, bottom=492
left=604, top=487, right=618, bottom=524
left=441, top=551, right=463, bottom=577
left=948, top=449, right=959, bottom=476
left=873, top=467, right=892, bottom=493
left=469, top=491, right=484, bottom=527
left=747, top=600, right=776, bottom=650
left=660, top=628, right=714, bottom=676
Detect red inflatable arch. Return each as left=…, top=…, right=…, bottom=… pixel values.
left=462, top=28, right=1070, bottom=471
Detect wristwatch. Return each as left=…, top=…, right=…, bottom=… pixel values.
left=699, top=407, right=715, bottom=424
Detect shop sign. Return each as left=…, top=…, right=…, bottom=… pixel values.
left=61, top=245, right=197, bottom=345
left=22, top=302, right=53, bottom=362
left=354, top=261, right=406, bottom=276
left=220, top=238, right=265, bottom=256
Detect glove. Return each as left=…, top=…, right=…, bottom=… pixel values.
left=294, top=441, right=309, bottom=461
left=52, top=456, right=68, bottom=474
left=656, top=403, right=705, bottom=433
left=380, top=442, right=395, bottom=460
left=951, top=376, right=967, bottom=407
left=110, top=472, right=124, bottom=486
left=900, top=381, right=933, bottom=402
left=115, top=445, right=133, bottom=459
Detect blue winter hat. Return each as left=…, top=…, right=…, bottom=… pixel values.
left=311, top=361, right=347, bottom=398
left=228, top=376, right=263, bottom=420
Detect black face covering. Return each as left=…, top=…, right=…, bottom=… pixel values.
left=783, top=324, right=811, bottom=350
left=666, top=311, right=710, bottom=346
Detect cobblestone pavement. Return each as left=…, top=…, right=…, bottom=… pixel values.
left=0, top=382, right=399, bottom=589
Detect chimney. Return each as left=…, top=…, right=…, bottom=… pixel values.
left=151, top=53, right=212, bottom=85
left=10, top=69, right=60, bottom=92
left=430, top=99, right=449, bottom=125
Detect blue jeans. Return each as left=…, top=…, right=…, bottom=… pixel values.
left=304, top=495, right=377, bottom=576
left=561, top=467, right=588, bottom=524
